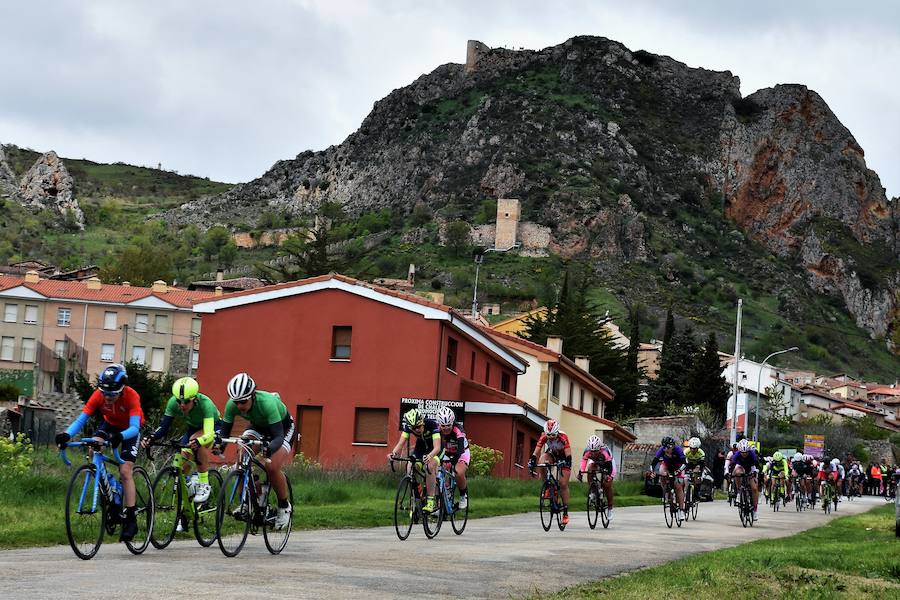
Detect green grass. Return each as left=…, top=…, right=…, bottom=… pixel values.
left=535, top=505, right=899, bottom=599
left=0, top=450, right=653, bottom=549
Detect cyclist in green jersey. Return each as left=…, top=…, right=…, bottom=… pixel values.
left=141, top=377, right=221, bottom=502
left=684, top=437, right=706, bottom=490
left=763, top=451, right=790, bottom=501
left=215, top=372, right=295, bottom=529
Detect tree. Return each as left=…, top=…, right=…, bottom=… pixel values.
left=99, top=238, right=174, bottom=286
left=200, top=226, right=231, bottom=261
left=687, top=332, right=731, bottom=419
left=662, top=307, right=675, bottom=346
left=72, top=361, right=174, bottom=425
left=646, top=327, right=698, bottom=414
left=521, top=268, right=628, bottom=408
left=445, top=221, right=471, bottom=257
left=258, top=225, right=339, bottom=282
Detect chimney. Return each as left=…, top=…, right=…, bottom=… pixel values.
left=216, top=269, right=224, bottom=282
left=24, top=270, right=40, bottom=283
left=546, top=335, right=563, bottom=354
left=214, top=286, right=224, bottom=297
left=85, top=276, right=101, bottom=290
left=574, top=355, right=590, bottom=373
left=122, top=281, right=131, bottom=287
left=151, top=280, right=167, bottom=293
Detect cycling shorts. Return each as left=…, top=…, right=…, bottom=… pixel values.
left=95, top=422, right=139, bottom=463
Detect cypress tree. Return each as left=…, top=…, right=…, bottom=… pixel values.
left=689, top=332, right=731, bottom=419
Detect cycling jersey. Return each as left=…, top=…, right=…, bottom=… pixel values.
left=533, top=431, right=571, bottom=460
left=401, top=417, right=441, bottom=457
left=764, top=458, right=789, bottom=477
left=791, top=459, right=810, bottom=476
left=652, top=446, right=686, bottom=470
left=439, top=424, right=468, bottom=457
left=685, top=448, right=706, bottom=466
left=580, top=447, right=616, bottom=477
left=151, top=393, right=221, bottom=446
left=81, top=387, right=145, bottom=431
left=219, top=390, right=292, bottom=456
left=729, top=449, right=759, bottom=472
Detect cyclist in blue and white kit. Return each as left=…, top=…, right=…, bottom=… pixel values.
left=730, top=439, right=761, bottom=521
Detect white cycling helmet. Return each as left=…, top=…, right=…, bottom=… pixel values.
left=436, top=406, right=455, bottom=427
left=830, top=458, right=840, bottom=466
left=688, top=437, right=701, bottom=449
left=793, top=452, right=803, bottom=461
left=544, top=418, right=560, bottom=436
left=586, top=435, right=602, bottom=452
left=227, top=372, right=256, bottom=401
left=736, top=439, right=751, bottom=453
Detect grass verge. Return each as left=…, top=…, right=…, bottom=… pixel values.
left=535, top=505, right=899, bottom=599
left=0, top=449, right=655, bottom=549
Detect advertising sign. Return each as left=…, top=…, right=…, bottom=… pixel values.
left=399, top=398, right=465, bottom=429
left=803, top=434, right=825, bottom=457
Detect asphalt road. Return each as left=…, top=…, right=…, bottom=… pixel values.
left=1, top=495, right=883, bottom=600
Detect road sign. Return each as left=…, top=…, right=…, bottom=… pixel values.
left=803, top=434, right=825, bottom=457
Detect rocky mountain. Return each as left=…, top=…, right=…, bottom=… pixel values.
left=1, top=147, right=85, bottom=229
left=165, top=36, right=898, bottom=349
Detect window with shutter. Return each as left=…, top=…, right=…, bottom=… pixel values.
left=354, top=408, right=388, bottom=444
left=331, top=326, right=352, bottom=359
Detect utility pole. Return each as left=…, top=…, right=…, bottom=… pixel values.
left=471, top=253, right=484, bottom=318
left=729, top=299, right=743, bottom=446
left=120, top=324, right=129, bottom=363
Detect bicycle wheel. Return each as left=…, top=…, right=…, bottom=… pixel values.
left=216, top=469, right=251, bottom=557
left=65, top=464, right=105, bottom=560
left=586, top=484, right=599, bottom=530
left=539, top=481, right=554, bottom=532
left=772, top=486, right=780, bottom=512
left=450, top=485, right=468, bottom=535
left=599, top=494, right=610, bottom=529
left=394, top=477, right=416, bottom=540
left=663, top=492, right=674, bottom=529
left=690, top=486, right=699, bottom=521
left=423, top=487, right=444, bottom=539
left=263, top=472, right=294, bottom=554
left=193, top=469, right=223, bottom=547
left=555, top=488, right=567, bottom=531
left=125, top=465, right=154, bottom=555
left=150, top=466, right=181, bottom=549
left=739, top=489, right=750, bottom=527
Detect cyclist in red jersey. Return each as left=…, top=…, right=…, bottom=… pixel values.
left=577, top=434, right=616, bottom=522
left=527, top=419, right=572, bottom=525
left=55, top=363, right=145, bottom=541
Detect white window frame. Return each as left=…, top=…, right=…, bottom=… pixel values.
left=21, top=338, right=36, bottom=363
left=4, top=304, right=18, bottom=323
left=191, top=350, right=199, bottom=370
left=191, top=318, right=201, bottom=336
left=100, top=343, right=115, bottom=362
left=54, top=340, right=66, bottom=359
left=0, top=337, right=14, bottom=361
left=57, top=307, right=71, bottom=327
left=24, top=305, right=38, bottom=325
left=103, top=311, right=117, bottom=331
left=150, top=347, right=165, bottom=372
left=131, top=346, right=146, bottom=365
left=135, top=313, right=149, bottom=333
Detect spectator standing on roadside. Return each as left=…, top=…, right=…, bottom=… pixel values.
left=713, top=450, right=726, bottom=490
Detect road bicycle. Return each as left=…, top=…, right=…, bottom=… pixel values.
left=734, top=470, right=755, bottom=528
left=391, top=456, right=442, bottom=539
left=580, top=469, right=610, bottom=529
left=214, top=437, right=293, bottom=557
left=532, top=462, right=567, bottom=531
left=770, top=474, right=786, bottom=512
left=438, top=457, right=468, bottom=535
left=657, top=469, right=684, bottom=529
left=820, top=478, right=837, bottom=514
left=792, top=477, right=807, bottom=512
left=684, top=467, right=701, bottom=521
left=145, top=439, right=223, bottom=549
left=60, top=438, right=154, bottom=560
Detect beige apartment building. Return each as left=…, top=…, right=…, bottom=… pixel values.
left=0, top=271, right=217, bottom=395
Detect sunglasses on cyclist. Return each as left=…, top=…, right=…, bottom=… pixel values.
left=176, top=398, right=194, bottom=406
left=233, top=396, right=252, bottom=406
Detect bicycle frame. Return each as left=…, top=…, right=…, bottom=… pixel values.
left=220, top=437, right=267, bottom=519
left=60, top=440, right=125, bottom=514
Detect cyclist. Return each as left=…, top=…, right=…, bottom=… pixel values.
left=527, top=419, right=573, bottom=526
left=576, top=435, right=616, bottom=522
left=650, top=436, right=687, bottom=520
left=730, top=439, right=760, bottom=521
left=54, top=363, right=144, bottom=542
left=684, top=437, right=706, bottom=496
left=141, top=377, right=221, bottom=503
left=831, top=458, right=845, bottom=500
left=389, top=408, right=442, bottom=513
left=435, top=407, right=470, bottom=510
left=846, top=460, right=862, bottom=497
left=764, top=451, right=790, bottom=502
left=215, top=372, right=294, bottom=529
left=790, top=452, right=810, bottom=504
left=817, top=457, right=838, bottom=507
left=723, top=442, right=739, bottom=501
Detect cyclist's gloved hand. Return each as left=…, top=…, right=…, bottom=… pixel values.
left=108, top=431, right=123, bottom=448
left=558, top=457, right=572, bottom=468
left=576, top=472, right=584, bottom=483
left=527, top=457, right=536, bottom=470
left=55, top=432, right=70, bottom=450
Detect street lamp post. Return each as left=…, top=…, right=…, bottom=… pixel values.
left=471, top=244, right=519, bottom=318
left=753, top=346, right=799, bottom=442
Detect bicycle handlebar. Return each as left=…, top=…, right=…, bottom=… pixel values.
left=59, top=439, right=124, bottom=466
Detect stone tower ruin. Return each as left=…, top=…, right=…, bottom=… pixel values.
left=494, top=198, right=520, bottom=250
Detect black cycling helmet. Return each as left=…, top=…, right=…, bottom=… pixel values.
left=98, top=363, right=127, bottom=395
left=661, top=436, right=676, bottom=448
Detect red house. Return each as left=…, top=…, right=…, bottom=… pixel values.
left=192, top=274, right=545, bottom=476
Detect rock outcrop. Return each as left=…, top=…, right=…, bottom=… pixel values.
left=162, top=36, right=897, bottom=344
left=0, top=146, right=17, bottom=197
left=17, top=151, right=84, bottom=228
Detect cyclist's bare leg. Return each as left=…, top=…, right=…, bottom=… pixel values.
left=559, top=467, right=571, bottom=508
left=454, top=460, right=468, bottom=492
left=265, top=446, right=291, bottom=502
left=424, top=456, right=437, bottom=497
left=188, top=431, right=210, bottom=473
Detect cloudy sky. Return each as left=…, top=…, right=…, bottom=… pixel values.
left=2, top=1, right=898, bottom=196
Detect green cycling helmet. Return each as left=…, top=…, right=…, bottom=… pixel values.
left=773, top=451, right=783, bottom=462
left=403, top=408, right=424, bottom=427
left=172, top=376, right=199, bottom=401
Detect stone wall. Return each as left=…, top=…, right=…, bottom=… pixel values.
left=232, top=227, right=300, bottom=248
left=632, top=415, right=706, bottom=445
left=518, top=222, right=551, bottom=256
left=169, top=344, right=191, bottom=376
left=862, top=439, right=898, bottom=463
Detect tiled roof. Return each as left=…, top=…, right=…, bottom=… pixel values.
left=0, top=275, right=216, bottom=308
left=868, top=386, right=900, bottom=396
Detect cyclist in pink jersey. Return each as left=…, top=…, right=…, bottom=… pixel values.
left=577, top=435, right=616, bottom=522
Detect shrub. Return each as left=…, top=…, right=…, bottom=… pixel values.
left=0, top=433, right=34, bottom=478
left=468, top=442, right=503, bottom=477
left=0, top=383, right=21, bottom=403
